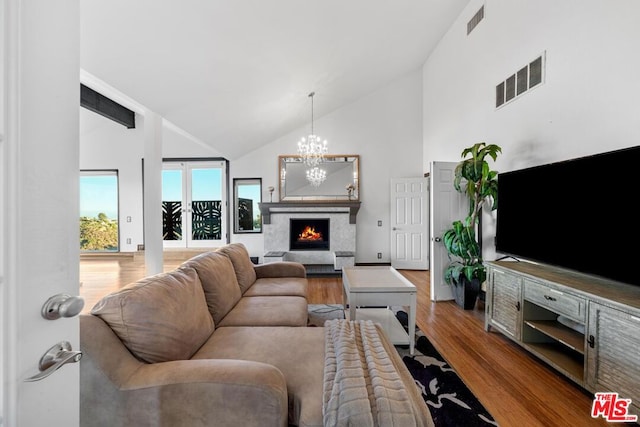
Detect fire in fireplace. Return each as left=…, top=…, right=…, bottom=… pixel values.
left=289, top=218, right=330, bottom=251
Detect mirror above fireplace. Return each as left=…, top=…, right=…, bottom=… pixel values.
left=278, top=154, right=359, bottom=201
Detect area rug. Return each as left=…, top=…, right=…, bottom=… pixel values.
left=307, top=305, right=497, bottom=426
left=394, top=310, right=497, bottom=427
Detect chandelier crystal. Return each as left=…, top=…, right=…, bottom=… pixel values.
left=306, top=166, right=327, bottom=187
left=297, top=92, right=328, bottom=168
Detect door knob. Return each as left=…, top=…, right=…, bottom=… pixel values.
left=434, top=237, right=442, bottom=242
left=41, top=294, right=85, bottom=320
left=25, top=341, right=82, bottom=382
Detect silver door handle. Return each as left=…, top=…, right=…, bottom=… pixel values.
left=25, top=341, right=82, bottom=382
left=434, top=237, right=442, bottom=242
left=41, top=294, right=85, bottom=320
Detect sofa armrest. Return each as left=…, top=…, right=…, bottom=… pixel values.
left=254, top=261, right=306, bottom=278
left=80, top=314, right=288, bottom=427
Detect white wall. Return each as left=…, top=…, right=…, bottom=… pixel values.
left=80, top=109, right=144, bottom=252
left=232, top=70, right=425, bottom=263
left=422, top=0, right=640, bottom=260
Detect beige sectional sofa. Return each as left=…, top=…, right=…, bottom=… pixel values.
left=80, top=243, right=432, bottom=427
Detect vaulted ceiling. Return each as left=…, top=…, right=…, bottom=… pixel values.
left=80, top=0, right=470, bottom=159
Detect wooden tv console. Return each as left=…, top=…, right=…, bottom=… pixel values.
left=485, top=261, right=640, bottom=416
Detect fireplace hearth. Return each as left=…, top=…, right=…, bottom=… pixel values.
left=289, top=219, right=330, bottom=251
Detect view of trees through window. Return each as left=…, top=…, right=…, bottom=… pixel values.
left=80, top=171, right=119, bottom=251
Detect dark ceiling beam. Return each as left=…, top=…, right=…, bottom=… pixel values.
left=80, top=84, right=135, bottom=129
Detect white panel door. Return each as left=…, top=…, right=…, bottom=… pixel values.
left=430, top=161, right=467, bottom=301
left=3, top=1, right=81, bottom=425
left=390, top=177, right=429, bottom=270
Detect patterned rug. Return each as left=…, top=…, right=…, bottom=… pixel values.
left=394, top=310, right=497, bottom=427
left=307, top=305, right=497, bottom=427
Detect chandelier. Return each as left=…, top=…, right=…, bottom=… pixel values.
left=297, top=92, right=328, bottom=168
left=306, top=166, right=327, bottom=187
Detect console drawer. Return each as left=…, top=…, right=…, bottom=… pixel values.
left=524, top=279, right=586, bottom=322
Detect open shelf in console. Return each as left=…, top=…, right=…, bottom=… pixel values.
left=522, top=341, right=584, bottom=382
left=524, top=320, right=584, bottom=354
left=522, top=299, right=585, bottom=383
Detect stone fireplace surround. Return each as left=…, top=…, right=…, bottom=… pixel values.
left=259, top=202, right=360, bottom=265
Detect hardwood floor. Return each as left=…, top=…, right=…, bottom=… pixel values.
left=80, top=255, right=607, bottom=426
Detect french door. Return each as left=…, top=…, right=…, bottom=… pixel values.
left=162, top=160, right=226, bottom=248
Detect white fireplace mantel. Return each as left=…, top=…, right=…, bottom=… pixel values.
left=258, top=201, right=361, bottom=224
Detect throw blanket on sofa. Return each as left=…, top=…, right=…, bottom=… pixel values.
left=323, top=319, right=420, bottom=427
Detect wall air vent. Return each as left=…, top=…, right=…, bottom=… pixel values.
left=467, top=5, right=484, bottom=35
left=495, top=52, right=546, bottom=109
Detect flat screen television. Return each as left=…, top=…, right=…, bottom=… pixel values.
left=495, top=145, right=639, bottom=286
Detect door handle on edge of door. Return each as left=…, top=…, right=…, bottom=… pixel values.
left=41, top=294, right=85, bottom=320
left=25, top=341, right=82, bottom=382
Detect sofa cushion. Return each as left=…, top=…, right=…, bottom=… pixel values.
left=90, top=267, right=214, bottom=364
left=243, top=277, right=307, bottom=298
left=192, top=326, right=326, bottom=427
left=182, top=251, right=242, bottom=324
left=254, top=261, right=306, bottom=279
left=217, top=296, right=308, bottom=327
left=217, top=243, right=257, bottom=294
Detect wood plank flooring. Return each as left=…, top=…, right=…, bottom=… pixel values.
left=80, top=255, right=607, bottom=427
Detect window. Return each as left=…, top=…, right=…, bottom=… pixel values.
left=80, top=170, right=119, bottom=251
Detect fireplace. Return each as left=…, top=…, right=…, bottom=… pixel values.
left=289, top=219, right=330, bottom=251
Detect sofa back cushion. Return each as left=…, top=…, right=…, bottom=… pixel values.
left=90, top=267, right=214, bottom=364
left=217, top=243, right=257, bottom=294
left=182, top=251, right=242, bottom=323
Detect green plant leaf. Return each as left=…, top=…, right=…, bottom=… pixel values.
left=443, top=142, right=501, bottom=286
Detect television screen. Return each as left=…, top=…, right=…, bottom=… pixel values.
left=495, top=145, right=639, bottom=286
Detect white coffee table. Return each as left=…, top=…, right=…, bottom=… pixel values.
left=342, top=266, right=417, bottom=354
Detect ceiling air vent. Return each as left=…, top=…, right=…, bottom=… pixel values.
left=467, top=5, right=484, bottom=35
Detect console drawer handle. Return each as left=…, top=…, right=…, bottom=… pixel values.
left=543, top=295, right=557, bottom=302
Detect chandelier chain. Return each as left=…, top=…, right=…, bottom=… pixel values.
left=309, top=92, right=314, bottom=136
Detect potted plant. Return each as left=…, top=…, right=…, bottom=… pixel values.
left=443, top=142, right=501, bottom=309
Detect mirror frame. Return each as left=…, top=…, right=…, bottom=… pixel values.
left=233, top=178, right=262, bottom=233
left=278, top=154, right=360, bottom=202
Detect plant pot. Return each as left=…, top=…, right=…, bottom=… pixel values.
left=453, top=277, right=480, bottom=310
